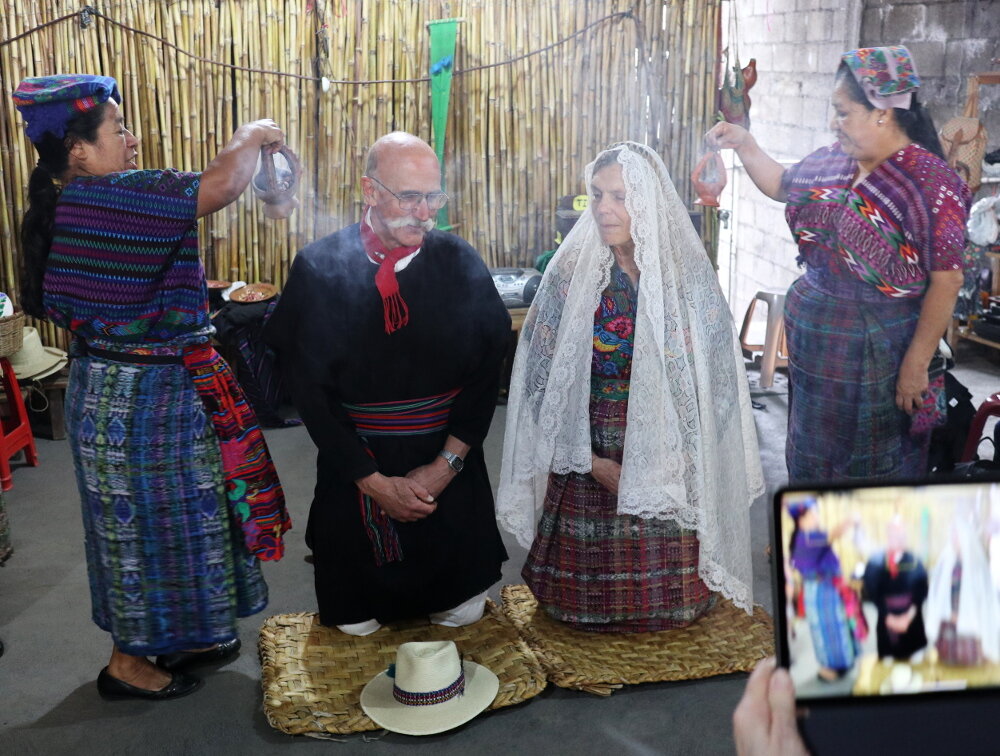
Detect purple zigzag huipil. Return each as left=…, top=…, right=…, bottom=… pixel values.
left=45, top=169, right=211, bottom=347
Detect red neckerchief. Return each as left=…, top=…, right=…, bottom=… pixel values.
left=360, top=212, right=420, bottom=334
left=887, top=549, right=901, bottom=579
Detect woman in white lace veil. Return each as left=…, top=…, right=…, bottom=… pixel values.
left=496, top=141, right=764, bottom=628
left=925, top=501, right=1000, bottom=664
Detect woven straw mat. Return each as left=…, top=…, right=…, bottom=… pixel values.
left=259, top=599, right=547, bottom=736
left=501, top=584, right=774, bottom=696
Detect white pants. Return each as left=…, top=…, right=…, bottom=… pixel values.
left=336, top=590, right=488, bottom=636
left=335, top=618, right=382, bottom=636
left=429, top=590, right=488, bottom=627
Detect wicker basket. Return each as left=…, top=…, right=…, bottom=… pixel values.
left=0, top=310, right=25, bottom=358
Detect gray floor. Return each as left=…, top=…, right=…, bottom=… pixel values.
left=1, top=343, right=998, bottom=755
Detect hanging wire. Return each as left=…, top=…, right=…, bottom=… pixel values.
left=1, top=6, right=636, bottom=86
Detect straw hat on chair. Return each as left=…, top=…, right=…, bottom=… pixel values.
left=3, top=327, right=67, bottom=381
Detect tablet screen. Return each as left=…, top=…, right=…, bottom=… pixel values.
left=774, top=481, right=1000, bottom=700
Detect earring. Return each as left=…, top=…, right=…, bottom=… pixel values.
left=877, top=119, right=884, bottom=125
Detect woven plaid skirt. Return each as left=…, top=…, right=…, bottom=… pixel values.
left=523, top=385, right=715, bottom=632
left=784, top=273, right=928, bottom=482
left=66, top=355, right=268, bottom=655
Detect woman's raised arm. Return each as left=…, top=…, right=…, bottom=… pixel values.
left=196, top=119, right=285, bottom=218
left=704, top=122, right=788, bottom=202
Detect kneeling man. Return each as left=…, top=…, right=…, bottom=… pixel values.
left=265, top=132, right=510, bottom=634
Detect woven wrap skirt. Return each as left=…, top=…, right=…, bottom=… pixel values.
left=802, top=577, right=857, bottom=672
left=784, top=272, right=928, bottom=483
left=66, top=354, right=268, bottom=655
left=522, top=381, right=715, bottom=632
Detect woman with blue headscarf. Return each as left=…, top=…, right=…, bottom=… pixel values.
left=12, top=74, right=291, bottom=700
left=788, top=498, right=863, bottom=681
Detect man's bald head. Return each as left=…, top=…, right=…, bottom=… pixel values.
left=361, top=131, right=443, bottom=249
left=364, top=132, right=438, bottom=178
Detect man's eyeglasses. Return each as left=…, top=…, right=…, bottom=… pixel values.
left=366, top=175, right=449, bottom=212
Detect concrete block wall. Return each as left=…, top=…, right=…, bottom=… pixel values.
left=719, top=0, right=861, bottom=319
left=860, top=0, right=1000, bottom=161
left=721, top=0, right=1000, bottom=320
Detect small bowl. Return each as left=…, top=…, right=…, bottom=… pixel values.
left=230, top=283, right=278, bottom=303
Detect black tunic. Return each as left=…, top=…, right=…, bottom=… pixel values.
left=862, top=551, right=929, bottom=660
left=264, top=223, right=510, bottom=625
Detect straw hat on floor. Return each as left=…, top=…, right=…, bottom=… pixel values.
left=360, top=640, right=499, bottom=736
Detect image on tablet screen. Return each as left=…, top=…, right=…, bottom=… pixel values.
left=778, top=482, right=1000, bottom=699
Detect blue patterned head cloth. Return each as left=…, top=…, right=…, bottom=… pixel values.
left=12, top=74, right=120, bottom=143
left=787, top=497, right=817, bottom=522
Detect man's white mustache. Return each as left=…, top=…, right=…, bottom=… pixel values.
left=384, top=216, right=435, bottom=232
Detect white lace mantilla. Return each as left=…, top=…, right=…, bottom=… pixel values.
left=496, top=142, right=764, bottom=612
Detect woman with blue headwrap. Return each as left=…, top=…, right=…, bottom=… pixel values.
left=788, top=498, right=864, bottom=681
left=12, top=74, right=291, bottom=700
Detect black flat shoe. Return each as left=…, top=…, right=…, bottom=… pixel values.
left=97, top=667, right=202, bottom=701
left=155, top=637, right=241, bottom=672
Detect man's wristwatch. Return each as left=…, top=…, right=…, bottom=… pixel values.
left=438, top=450, right=465, bottom=473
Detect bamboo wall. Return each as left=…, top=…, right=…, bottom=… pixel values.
left=0, top=1, right=721, bottom=347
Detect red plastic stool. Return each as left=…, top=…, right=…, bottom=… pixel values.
left=0, top=356, right=40, bottom=490
left=961, top=392, right=1000, bottom=463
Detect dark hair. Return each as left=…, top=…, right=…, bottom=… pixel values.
left=789, top=518, right=801, bottom=559
left=835, top=62, right=944, bottom=160
left=788, top=502, right=814, bottom=559
left=18, top=103, right=108, bottom=319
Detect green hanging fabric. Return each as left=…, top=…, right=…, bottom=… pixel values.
left=427, top=18, right=461, bottom=229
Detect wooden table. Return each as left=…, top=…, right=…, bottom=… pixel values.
left=953, top=252, right=1000, bottom=354
left=499, top=307, right=531, bottom=400
left=27, top=370, right=69, bottom=440
left=509, top=306, right=529, bottom=336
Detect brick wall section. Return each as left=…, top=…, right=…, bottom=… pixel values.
left=720, top=0, right=861, bottom=319
left=722, top=0, right=1000, bottom=321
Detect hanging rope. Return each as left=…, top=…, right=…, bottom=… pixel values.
left=0, top=6, right=636, bottom=86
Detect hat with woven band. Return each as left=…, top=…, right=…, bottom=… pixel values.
left=4, top=327, right=67, bottom=382
left=360, top=640, right=499, bottom=736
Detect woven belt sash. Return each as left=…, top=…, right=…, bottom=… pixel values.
left=82, top=344, right=186, bottom=364
left=182, top=344, right=291, bottom=560
left=342, top=388, right=460, bottom=566
left=342, top=388, right=460, bottom=437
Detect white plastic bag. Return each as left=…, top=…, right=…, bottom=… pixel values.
left=967, top=196, right=1000, bottom=246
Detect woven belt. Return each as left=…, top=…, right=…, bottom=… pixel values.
left=342, top=388, right=460, bottom=567
left=590, top=376, right=630, bottom=400
left=81, top=344, right=187, bottom=364
left=342, top=388, right=460, bottom=436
